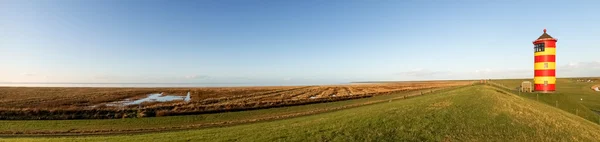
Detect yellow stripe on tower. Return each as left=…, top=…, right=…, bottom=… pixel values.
left=534, top=76, right=556, bottom=84
left=534, top=62, right=556, bottom=70
left=534, top=48, right=556, bottom=56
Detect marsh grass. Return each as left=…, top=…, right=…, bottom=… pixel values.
left=0, top=87, right=460, bottom=135
left=0, top=81, right=470, bottom=120
left=6, top=85, right=600, bottom=141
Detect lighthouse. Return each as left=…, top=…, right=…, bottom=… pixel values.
left=533, top=29, right=557, bottom=93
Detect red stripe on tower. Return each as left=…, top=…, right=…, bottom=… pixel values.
left=534, top=84, right=556, bottom=91
left=534, top=70, right=556, bottom=76
left=544, top=41, right=556, bottom=47
left=534, top=55, right=556, bottom=63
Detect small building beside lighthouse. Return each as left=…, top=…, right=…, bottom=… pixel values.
left=533, top=29, right=557, bottom=93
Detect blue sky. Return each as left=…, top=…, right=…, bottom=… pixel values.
left=1, top=0, right=599, bottom=84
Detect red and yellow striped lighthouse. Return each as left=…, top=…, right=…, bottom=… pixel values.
left=533, top=29, right=557, bottom=92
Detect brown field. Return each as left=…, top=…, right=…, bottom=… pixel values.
left=0, top=81, right=472, bottom=120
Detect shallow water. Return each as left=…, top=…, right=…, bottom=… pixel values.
left=107, top=92, right=191, bottom=106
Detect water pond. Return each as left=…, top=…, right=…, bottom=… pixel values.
left=106, top=92, right=191, bottom=106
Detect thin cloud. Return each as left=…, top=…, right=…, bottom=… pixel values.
left=21, top=73, right=36, bottom=76
left=94, top=75, right=121, bottom=80
left=472, top=68, right=530, bottom=79
left=398, top=68, right=450, bottom=77
left=561, top=61, right=600, bottom=70
left=470, top=61, right=600, bottom=78
left=558, top=61, right=600, bottom=77
left=184, top=75, right=208, bottom=79
left=474, top=68, right=492, bottom=74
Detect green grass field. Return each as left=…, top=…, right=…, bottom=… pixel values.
left=491, top=78, right=600, bottom=123
left=0, top=87, right=452, bottom=135
left=4, top=85, right=600, bottom=141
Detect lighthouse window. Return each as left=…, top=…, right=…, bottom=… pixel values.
left=544, top=81, right=548, bottom=86
left=534, top=43, right=545, bottom=52
left=544, top=63, right=548, bottom=68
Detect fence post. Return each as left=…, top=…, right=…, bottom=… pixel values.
left=555, top=101, right=558, bottom=108
left=536, top=94, right=539, bottom=102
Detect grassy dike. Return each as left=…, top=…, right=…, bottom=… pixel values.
left=5, top=85, right=600, bottom=141
left=0, top=87, right=458, bottom=136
